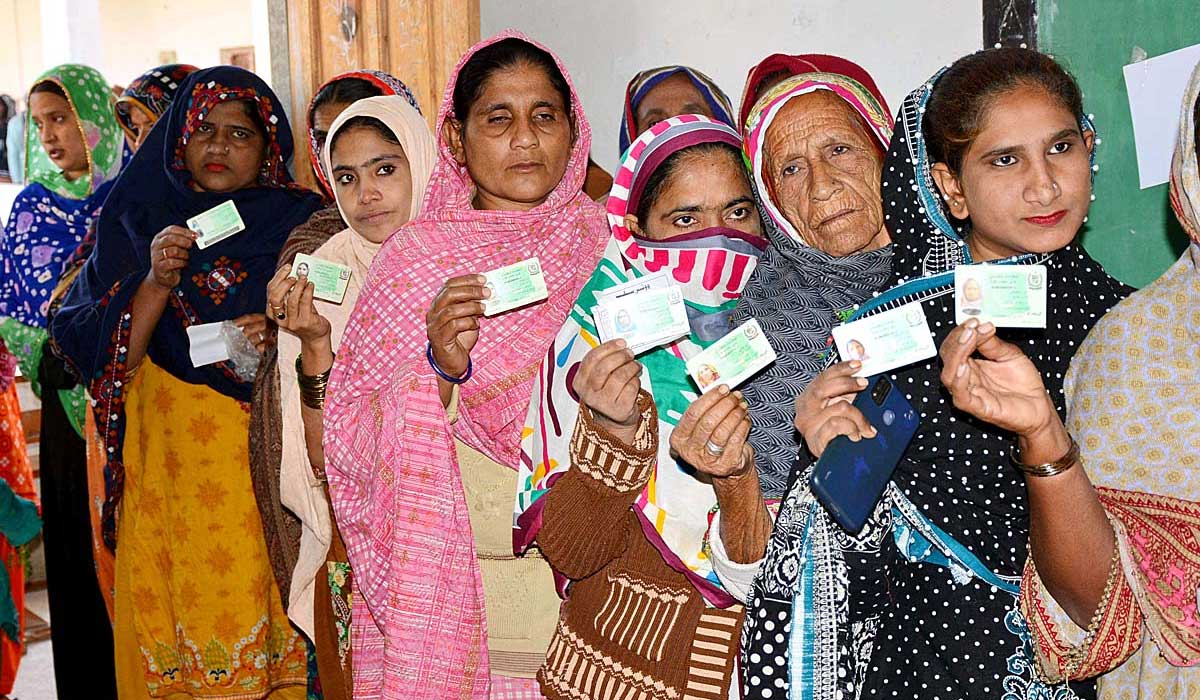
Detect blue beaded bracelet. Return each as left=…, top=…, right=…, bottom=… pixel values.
left=426, top=343, right=472, bottom=384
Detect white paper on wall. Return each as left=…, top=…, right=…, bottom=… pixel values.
left=1124, top=43, right=1200, bottom=189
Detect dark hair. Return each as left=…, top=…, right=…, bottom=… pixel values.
left=329, top=115, right=400, bottom=155
left=924, top=48, right=1085, bottom=174
left=451, top=38, right=571, bottom=123
left=30, top=80, right=67, bottom=99
left=234, top=98, right=268, bottom=136
left=310, top=77, right=385, bottom=122
left=635, top=141, right=749, bottom=224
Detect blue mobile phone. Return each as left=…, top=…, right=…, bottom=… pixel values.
left=809, top=375, right=919, bottom=534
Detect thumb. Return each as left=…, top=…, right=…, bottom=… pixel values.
left=972, top=330, right=1022, bottom=362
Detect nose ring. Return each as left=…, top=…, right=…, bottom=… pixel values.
left=1051, top=181, right=1060, bottom=193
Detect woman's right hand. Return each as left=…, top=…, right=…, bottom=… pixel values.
left=793, top=361, right=876, bottom=458
left=573, top=340, right=643, bottom=434
left=425, top=274, right=489, bottom=379
left=149, top=225, right=196, bottom=290
left=267, top=263, right=331, bottom=346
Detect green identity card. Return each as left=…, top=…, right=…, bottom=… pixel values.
left=592, top=272, right=690, bottom=354
left=290, top=253, right=352, bottom=304
left=954, top=264, right=1047, bottom=328
left=831, top=301, right=937, bottom=377
left=481, top=257, right=549, bottom=316
left=188, top=200, right=246, bottom=250
left=686, top=318, right=777, bottom=393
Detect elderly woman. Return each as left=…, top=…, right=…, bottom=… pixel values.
left=722, top=59, right=895, bottom=501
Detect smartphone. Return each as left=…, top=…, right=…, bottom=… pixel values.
left=809, top=375, right=920, bottom=534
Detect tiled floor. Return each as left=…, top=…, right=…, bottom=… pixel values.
left=11, top=589, right=56, bottom=700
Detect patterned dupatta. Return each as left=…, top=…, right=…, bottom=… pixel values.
left=1021, top=59, right=1200, bottom=683
left=321, top=31, right=609, bottom=700
left=306, top=70, right=420, bottom=199
left=0, top=64, right=125, bottom=431
left=49, top=66, right=323, bottom=550
left=114, top=64, right=199, bottom=142
left=618, top=65, right=735, bottom=156
left=516, top=115, right=766, bottom=605
left=732, top=70, right=896, bottom=498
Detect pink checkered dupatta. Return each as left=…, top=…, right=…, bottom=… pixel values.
left=322, top=30, right=608, bottom=700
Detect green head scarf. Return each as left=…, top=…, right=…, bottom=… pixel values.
left=24, top=64, right=124, bottom=199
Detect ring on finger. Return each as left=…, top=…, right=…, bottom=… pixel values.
left=258, top=331, right=265, bottom=343
left=704, top=439, right=725, bottom=457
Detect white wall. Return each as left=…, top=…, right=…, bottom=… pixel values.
left=482, top=0, right=983, bottom=171
left=0, top=0, right=45, bottom=101
left=98, top=0, right=255, bottom=89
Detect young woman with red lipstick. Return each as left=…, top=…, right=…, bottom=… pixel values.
left=745, top=49, right=1133, bottom=698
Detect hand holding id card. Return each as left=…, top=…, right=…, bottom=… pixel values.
left=481, top=257, right=549, bottom=316
left=686, top=318, right=776, bottom=393
left=954, top=264, right=1047, bottom=328
left=188, top=201, right=245, bottom=249
left=831, top=301, right=937, bottom=377
left=592, top=272, right=690, bottom=354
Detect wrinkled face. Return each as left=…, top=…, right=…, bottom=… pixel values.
left=933, top=86, right=1094, bottom=262
left=122, top=104, right=157, bottom=152
left=629, top=148, right=763, bottom=241
left=634, top=72, right=715, bottom=136
left=312, top=100, right=352, bottom=163
left=183, top=99, right=267, bottom=193
left=762, top=90, right=887, bottom=256
left=331, top=126, right=414, bottom=244
left=444, top=62, right=573, bottom=212
left=29, top=90, right=89, bottom=180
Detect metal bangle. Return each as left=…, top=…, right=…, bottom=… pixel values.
left=1010, top=435, right=1080, bottom=478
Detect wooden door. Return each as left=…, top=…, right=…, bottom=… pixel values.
left=285, top=0, right=479, bottom=190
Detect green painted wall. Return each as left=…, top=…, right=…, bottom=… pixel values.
left=1039, top=0, right=1197, bottom=287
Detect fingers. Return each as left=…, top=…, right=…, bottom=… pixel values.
left=812, top=363, right=869, bottom=404
left=586, top=344, right=639, bottom=393
left=689, top=392, right=743, bottom=447
left=428, top=302, right=486, bottom=346
left=429, top=276, right=488, bottom=318
left=673, top=384, right=732, bottom=442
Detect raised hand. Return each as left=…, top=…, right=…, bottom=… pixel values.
left=149, top=225, right=196, bottom=290
left=670, top=385, right=753, bottom=479
left=793, top=361, right=875, bottom=458
left=425, top=274, right=489, bottom=379
left=573, top=339, right=643, bottom=439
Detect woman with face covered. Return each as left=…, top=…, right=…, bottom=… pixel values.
left=259, top=92, right=435, bottom=700
left=743, top=48, right=1131, bottom=699
left=517, top=115, right=766, bottom=699
left=323, top=32, right=609, bottom=699
left=51, top=66, right=323, bottom=699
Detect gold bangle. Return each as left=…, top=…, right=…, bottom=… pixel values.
left=1011, top=435, right=1080, bottom=478
left=296, top=353, right=332, bottom=410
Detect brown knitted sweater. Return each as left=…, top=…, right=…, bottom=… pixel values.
left=536, top=393, right=742, bottom=700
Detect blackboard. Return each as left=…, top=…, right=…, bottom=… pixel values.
left=1039, top=0, right=1197, bottom=287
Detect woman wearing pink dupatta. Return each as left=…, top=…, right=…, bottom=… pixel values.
left=323, top=31, right=609, bottom=700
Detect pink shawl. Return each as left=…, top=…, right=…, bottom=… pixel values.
left=322, top=30, right=609, bottom=700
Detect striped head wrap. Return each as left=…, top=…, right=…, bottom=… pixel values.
left=618, top=65, right=735, bottom=156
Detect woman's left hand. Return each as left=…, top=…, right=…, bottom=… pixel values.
left=939, top=318, right=1057, bottom=438
left=233, top=313, right=276, bottom=355
left=670, top=386, right=754, bottom=479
